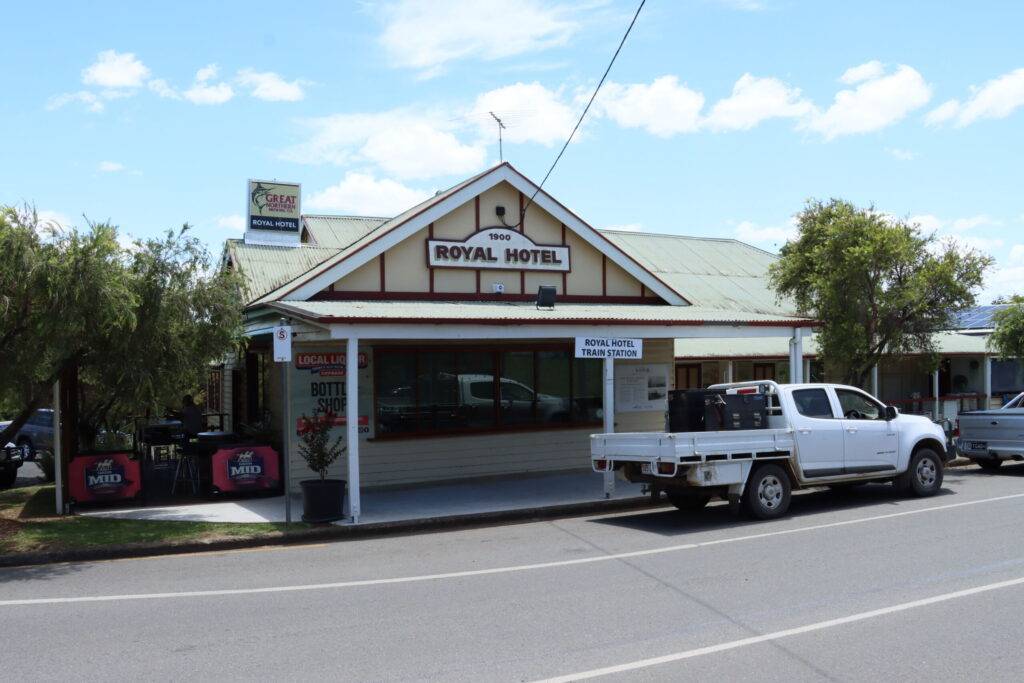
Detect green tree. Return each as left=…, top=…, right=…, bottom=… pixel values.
left=76, top=227, right=244, bottom=446
left=769, top=199, right=992, bottom=386
left=988, top=295, right=1024, bottom=360
left=0, top=207, right=136, bottom=445
left=0, top=207, right=244, bottom=449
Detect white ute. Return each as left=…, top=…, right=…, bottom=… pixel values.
left=591, top=381, right=949, bottom=519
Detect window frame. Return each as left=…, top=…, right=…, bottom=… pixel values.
left=834, top=388, right=886, bottom=421
left=372, top=343, right=602, bottom=440
left=791, top=387, right=838, bottom=419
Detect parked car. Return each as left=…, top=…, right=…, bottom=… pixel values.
left=592, top=381, right=948, bottom=519
left=955, top=391, right=1024, bottom=471
left=7, top=408, right=54, bottom=461
left=0, top=441, right=22, bottom=489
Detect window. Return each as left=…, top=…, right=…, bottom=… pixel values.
left=835, top=389, right=883, bottom=420
left=792, top=388, right=834, bottom=418
left=374, top=345, right=602, bottom=437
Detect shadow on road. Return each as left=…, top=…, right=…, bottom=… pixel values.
left=591, top=480, right=961, bottom=538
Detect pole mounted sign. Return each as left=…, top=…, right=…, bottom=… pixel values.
left=248, top=180, right=301, bottom=233
left=428, top=227, right=570, bottom=272
left=574, top=337, right=643, bottom=359
left=273, top=324, right=292, bottom=363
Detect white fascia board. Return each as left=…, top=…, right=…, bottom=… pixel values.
left=283, top=164, right=686, bottom=306
left=285, top=173, right=506, bottom=302
left=327, top=323, right=801, bottom=341
left=494, top=166, right=686, bottom=306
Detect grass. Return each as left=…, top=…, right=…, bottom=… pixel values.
left=0, top=484, right=307, bottom=556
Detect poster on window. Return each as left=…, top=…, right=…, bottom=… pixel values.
left=614, top=364, right=670, bottom=412
left=288, top=347, right=374, bottom=446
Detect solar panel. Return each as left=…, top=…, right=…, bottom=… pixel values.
left=953, top=305, right=1009, bottom=330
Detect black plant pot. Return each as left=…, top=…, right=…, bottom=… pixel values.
left=300, top=479, right=346, bottom=523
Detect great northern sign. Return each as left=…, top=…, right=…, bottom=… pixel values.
left=428, top=227, right=570, bottom=272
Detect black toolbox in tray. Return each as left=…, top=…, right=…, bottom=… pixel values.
left=668, top=389, right=768, bottom=432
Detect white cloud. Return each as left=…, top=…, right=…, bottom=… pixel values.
left=911, top=213, right=1001, bottom=233
left=924, top=99, right=960, bottom=126
left=378, top=0, right=579, bottom=76
left=183, top=64, right=234, bottom=105
left=471, top=82, right=577, bottom=145
left=282, top=109, right=486, bottom=180
left=306, top=173, right=432, bottom=216
left=35, top=210, right=73, bottom=236
left=46, top=90, right=104, bottom=113
left=148, top=78, right=180, bottom=99
left=237, top=69, right=306, bottom=102
left=216, top=214, right=246, bottom=233
left=984, top=244, right=1024, bottom=300
left=703, top=74, right=813, bottom=131
left=81, top=50, right=150, bottom=89
left=925, top=67, right=1024, bottom=128
left=97, top=161, right=125, bottom=172
left=839, top=60, right=885, bottom=85
left=597, top=75, right=705, bottom=137
left=804, top=64, right=932, bottom=140
left=886, top=147, right=916, bottom=161
left=734, top=218, right=797, bottom=247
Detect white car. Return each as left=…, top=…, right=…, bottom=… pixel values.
left=592, top=381, right=948, bottom=519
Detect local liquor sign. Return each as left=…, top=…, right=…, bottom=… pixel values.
left=427, top=227, right=570, bottom=272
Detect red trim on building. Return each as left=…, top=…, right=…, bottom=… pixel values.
left=428, top=222, right=435, bottom=293
left=309, top=290, right=657, bottom=304
left=601, top=255, right=607, bottom=296
left=379, top=254, right=386, bottom=292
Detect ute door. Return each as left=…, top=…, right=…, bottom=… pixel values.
left=834, top=388, right=899, bottom=475
left=789, top=387, right=845, bottom=478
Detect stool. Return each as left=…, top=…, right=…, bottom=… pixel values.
left=171, top=454, right=199, bottom=495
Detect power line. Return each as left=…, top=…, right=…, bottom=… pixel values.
left=515, top=0, right=646, bottom=226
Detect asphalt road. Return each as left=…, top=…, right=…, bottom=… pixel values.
left=5, top=464, right=1024, bottom=681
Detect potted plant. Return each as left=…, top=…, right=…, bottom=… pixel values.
left=296, top=410, right=347, bottom=522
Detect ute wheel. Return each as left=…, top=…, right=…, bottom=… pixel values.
left=974, top=458, right=1003, bottom=473
left=666, top=491, right=712, bottom=512
left=743, top=464, right=792, bottom=519
left=896, top=448, right=944, bottom=496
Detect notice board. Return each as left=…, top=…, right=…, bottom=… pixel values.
left=614, top=363, right=670, bottom=412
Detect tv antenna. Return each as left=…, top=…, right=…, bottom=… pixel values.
left=489, top=111, right=507, bottom=162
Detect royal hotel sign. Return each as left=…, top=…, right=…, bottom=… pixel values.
left=427, top=227, right=570, bottom=272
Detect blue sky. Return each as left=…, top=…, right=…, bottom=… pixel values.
left=3, top=0, right=1023, bottom=300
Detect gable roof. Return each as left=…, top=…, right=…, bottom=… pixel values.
left=600, top=230, right=795, bottom=316
left=225, top=240, right=339, bottom=304
left=251, top=163, right=690, bottom=307
left=302, top=214, right=387, bottom=248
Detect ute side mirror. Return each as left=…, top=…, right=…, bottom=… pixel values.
left=884, top=405, right=899, bottom=421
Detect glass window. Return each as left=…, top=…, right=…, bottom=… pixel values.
left=573, top=359, right=603, bottom=422
left=835, top=389, right=883, bottom=420
left=377, top=353, right=418, bottom=434
left=792, top=388, right=834, bottom=419
left=500, top=351, right=535, bottom=425
left=537, top=351, right=571, bottom=424
left=374, top=346, right=602, bottom=438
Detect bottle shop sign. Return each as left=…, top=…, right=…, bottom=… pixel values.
left=427, top=227, right=570, bottom=272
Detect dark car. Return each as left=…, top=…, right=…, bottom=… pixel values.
left=0, top=441, right=22, bottom=488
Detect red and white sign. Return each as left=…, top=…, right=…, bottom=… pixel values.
left=428, top=227, right=570, bottom=272
left=294, top=352, right=368, bottom=377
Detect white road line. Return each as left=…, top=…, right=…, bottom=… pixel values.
left=533, top=575, right=1024, bottom=682
left=3, top=491, right=1023, bottom=608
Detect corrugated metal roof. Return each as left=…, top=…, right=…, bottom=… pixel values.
left=269, top=300, right=813, bottom=326
left=675, top=331, right=988, bottom=359
left=252, top=168, right=496, bottom=305
left=600, top=230, right=795, bottom=315
left=302, top=215, right=388, bottom=248
left=226, top=240, right=339, bottom=304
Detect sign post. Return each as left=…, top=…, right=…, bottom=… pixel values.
left=575, top=337, right=643, bottom=499
left=274, top=321, right=293, bottom=525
